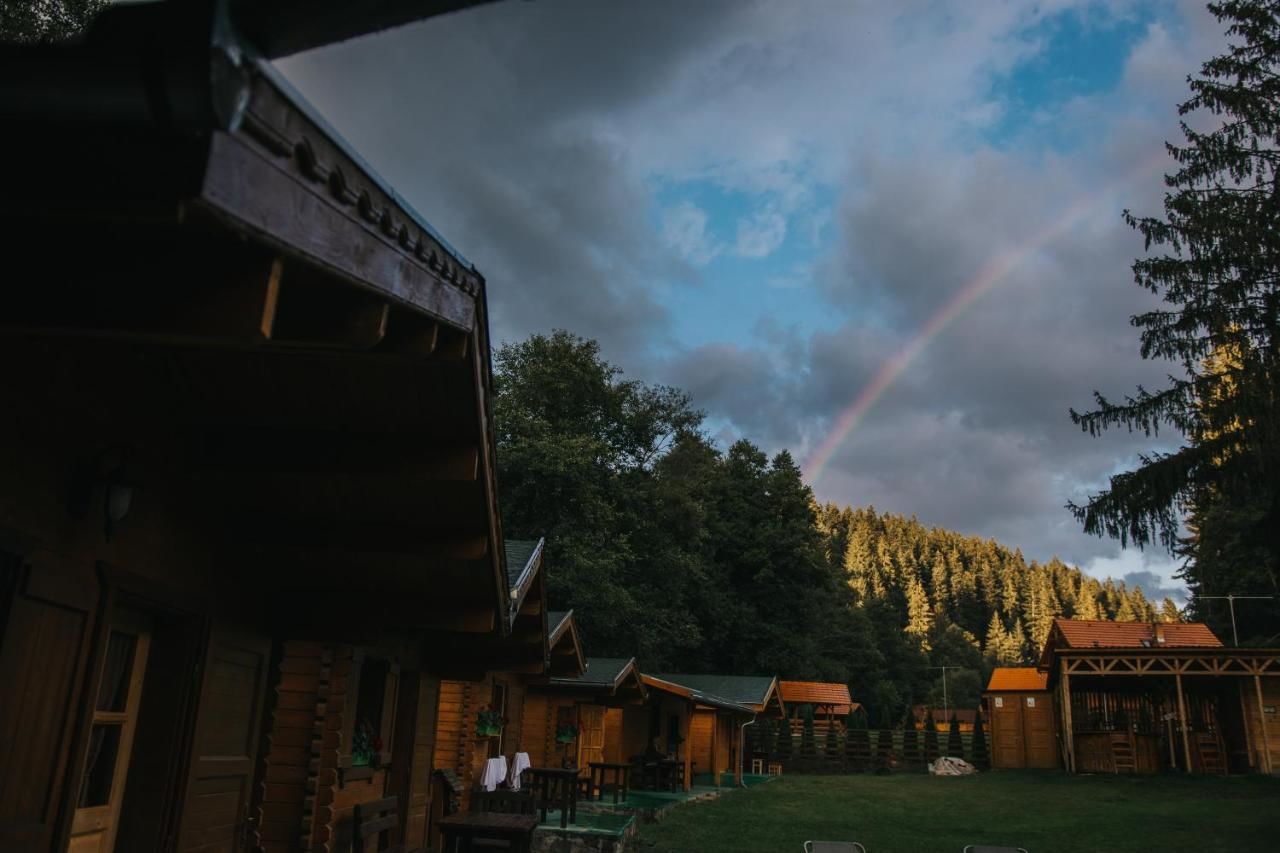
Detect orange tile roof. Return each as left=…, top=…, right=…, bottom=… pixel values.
left=986, top=667, right=1049, bottom=692
left=1051, top=618, right=1222, bottom=649
left=779, top=681, right=853, bottom=707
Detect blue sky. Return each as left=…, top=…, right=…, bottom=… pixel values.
left=282, top=0, right=1227, bottom=603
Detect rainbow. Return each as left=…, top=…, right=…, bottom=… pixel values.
left=802, top=153, right=1168, bottom=486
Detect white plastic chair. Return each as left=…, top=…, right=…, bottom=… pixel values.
left=804, top=843, right=868, bottom=853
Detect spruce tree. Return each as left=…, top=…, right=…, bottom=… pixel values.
left=970, top=710, right=990, bottom=769
left=905, top=576, right=934, bottom=651
left=1070, top=0, right=1280, bottom=639
left=947, top=713, right=964, bottom=757
left=984, top=613, right=1007, bottom=660
left=923, top=709, right=940, bottom=760
left=1160, top=597, right=1183, bottom=622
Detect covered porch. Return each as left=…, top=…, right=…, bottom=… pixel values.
left=1055, top=649, right=1280, bottom=775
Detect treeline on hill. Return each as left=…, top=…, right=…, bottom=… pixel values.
left=496, top=331, right=1181, bottom=725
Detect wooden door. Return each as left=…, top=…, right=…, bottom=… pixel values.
left=1022, top=694, right=1057, bottom=768
left=66, top=616, right=151, bottom=853
left=177, top=623, right=271, bottom=853
left=689, top=711, right=714, bottom=777
left=989, top=694, right=1024, bottom=768
left=577, top=705, right=605, bottom=769
left=0, top=551, right=99, bottom=853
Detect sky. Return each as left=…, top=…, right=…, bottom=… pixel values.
left=278, top=0, right=1232, bottom=605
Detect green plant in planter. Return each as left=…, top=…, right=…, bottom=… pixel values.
left=352, top=718, right=379, bottom=767
left=555, top=722, right=579, bottom=743
left=476, top=708, right=504, bottom=738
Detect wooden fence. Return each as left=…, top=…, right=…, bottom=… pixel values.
left=745, top=726, right=990, bottom=774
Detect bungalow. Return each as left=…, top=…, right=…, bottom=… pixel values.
left=984, top=618, right=1280, bottom=775
left=429, top=540, right=554, bottom=827
left=642, top=674, right=773, bottom=788
left=0, top=3, right=528, bottom=852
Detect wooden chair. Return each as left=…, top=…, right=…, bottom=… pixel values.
left=466, top=788, right=535, bottom=851
left=804, top=842, right=867, bottom=853
left=353, top=796, right=405, bottom=853
left=469, top=788, right=535, bottom=816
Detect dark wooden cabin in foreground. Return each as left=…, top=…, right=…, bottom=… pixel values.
left=984, top=619, right=1280, bottom=775
left=0, top=2, right=536, bottom=851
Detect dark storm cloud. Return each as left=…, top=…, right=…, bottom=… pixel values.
left=1123, top=571, right=1188, bottom=605
left=279, top=0, right=746, bottom=358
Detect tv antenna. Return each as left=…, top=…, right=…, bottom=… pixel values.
left=1199, top=595, right=1274, bottom=646
left=929, top=665, right=962, bottom=725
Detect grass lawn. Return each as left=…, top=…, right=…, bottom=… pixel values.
left=635, top=771, right=1280, bottom=853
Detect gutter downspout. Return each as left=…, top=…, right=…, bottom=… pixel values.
left=738, top=715, right=757, bottom=788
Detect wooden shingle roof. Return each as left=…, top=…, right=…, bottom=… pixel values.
left=1051, top=618, right=1222, bottom=649
left=779, top=681, right=853, bottom=708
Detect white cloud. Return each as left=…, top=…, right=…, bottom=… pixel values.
left=733, top=208, right=787, bottom=258
left=661, top=201, right=721, bottom=266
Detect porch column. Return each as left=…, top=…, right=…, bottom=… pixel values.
left=683, top=702, right=693, bottom=791
left=1175, top=671, right=1193, bottom=774
left=711, top=712, right=720, bottom=787
left=1059, top=657, right=1075, bottom=773
left=1255, top=675, right=1274, bottom=775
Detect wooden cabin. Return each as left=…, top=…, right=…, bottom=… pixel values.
left=0, top=4, right=536, bottom=852
left=521, top=651, right=649, bottom=778
left=429, top=540, right=552, bottom=826
left=642, top=675, right=769, bottom=788
left=983, top=619, right=1280, bottom=776
left=983, top=668, right=1056, bottom=769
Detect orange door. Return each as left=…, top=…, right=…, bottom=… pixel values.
left=66, top=616, right=151, bottom=853
left=577, top=704, right=606, bottom=769
left=1022, top=694, right=1057, bottom=768
left=990, top=694, right=1025, bottom=768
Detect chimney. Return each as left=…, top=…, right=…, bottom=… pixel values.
left=1155, top=623, right=1167, bottom=645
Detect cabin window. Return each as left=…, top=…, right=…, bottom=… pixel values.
left=488, top=682, right=508, bottom=759
left=342, top=652, right=399, bottom=775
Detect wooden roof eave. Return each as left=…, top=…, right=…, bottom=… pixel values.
left=229, top=0, right=502, bottom=59
left=1053, top=647, right=1280, bottom=679
left=545, top=610, right=587, bottom=679
left=640, top=674, right=753, bottom=716
left=0, top=3, right=514, bottom=642
left=507, top=538, right=544, bottom=628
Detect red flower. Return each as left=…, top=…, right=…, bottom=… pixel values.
left=373, top=737, right=383, bottom=752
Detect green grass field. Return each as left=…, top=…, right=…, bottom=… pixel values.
left=635, top=772, right=1280, bottom=853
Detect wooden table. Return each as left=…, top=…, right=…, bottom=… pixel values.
left=637, top=758, right=681, bottom=792
left=587, top=761, right=632, bottom=804
left=527, top=766, right=579, bottom=828
left=436, top=812, right=538, bottom=853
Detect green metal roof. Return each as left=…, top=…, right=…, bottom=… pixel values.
left=551, top=657, right=636, bottom=689
left=504, top=538, right=541, bottom=595
left=650, top=674, right=776, bottom=707
left=547, top=610, right=571, bottom=633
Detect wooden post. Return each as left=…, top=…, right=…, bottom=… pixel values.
left=683, top=703, right=693, bottom=792
left=1239, top=682, right=1256, bottom=770
left=1059, top=658, right=1075, bottom=773
left=1175, top=671, right=1193, bottom=774
left=1255, top=675, right=1273, bottom=775
left=710, top=712, right=720, bottom=787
